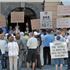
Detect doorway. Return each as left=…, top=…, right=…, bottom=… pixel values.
left=7, top=7, right=37, bottom=32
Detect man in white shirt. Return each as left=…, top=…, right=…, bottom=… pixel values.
left=26, top=32, right=38, bottom=70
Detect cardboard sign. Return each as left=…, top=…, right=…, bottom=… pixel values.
left=57, top=18, right=70, bottom=28
left=31, top=19, right=40, bottom=30
left=50, top=42, right=68, bottom=59
left=40, top=11, right=52, bottom=29
left=0, top=15, right=6, bottom=27
left=57, top=5, right=70, bottom=16
left=11, top=12, right=24, bottom=23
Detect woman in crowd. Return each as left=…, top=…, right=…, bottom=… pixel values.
left=7, top=34, right=19, bottom=70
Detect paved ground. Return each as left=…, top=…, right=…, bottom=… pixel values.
left=2, top=65, right=67, bottom=70
left=21, top=65, right=67, bottom=70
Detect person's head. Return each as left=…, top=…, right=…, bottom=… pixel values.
left=46, top=29, right=51, bottom=34
left=24, top=32, right=29, bottom=36
left=0, top=28, right=3, bottom=34
left=0, top=28, right=4, bottom=39
left=29, top=32, right=33, bottom=38
left=56, top=36, right=61, bottom=41
left=0, top=33, right=4, bottom=40
left=7, top=34, right=14, bottom=42
left=15, top=33, right=20, bottom=40
left=33, top=31, right=40, bottom=38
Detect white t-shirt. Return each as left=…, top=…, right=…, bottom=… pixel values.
left=8, top=41, right=19, bottom=56
left=0, top=40, right=7, bottom=54
left=27, top=37, right=38, bottom=49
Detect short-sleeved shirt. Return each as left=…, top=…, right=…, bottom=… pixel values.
left=8, top=41, right=19, bottom=56
left=27, top=37, right=38, bottom=49
left=0, top=39, right=7, bottom=54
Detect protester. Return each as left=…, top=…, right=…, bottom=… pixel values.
left=7, top=34, right=19, bottom=70
left=43, top=29, right=54, bottom=65
left=40, top=29, right=46, bottom=67
left=15, top=32, right=27, bottom=69
left=55, top=30, right=65, bottom=42
left=26, top=32, right=38, bottom=70
left=0, top=31, right=7, bottom=69
left=66, top=31, right=70, bottom=70
left=53, top=36, right=64, bottom=70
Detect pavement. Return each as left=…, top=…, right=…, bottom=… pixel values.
left=20, top=65, right=67, bottom=70
left=2, top=64, right=67, bottom=70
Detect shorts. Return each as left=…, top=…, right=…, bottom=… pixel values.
left=53, top=58, right=64, bottom=65
left=26, top=49, right=37, bottom=63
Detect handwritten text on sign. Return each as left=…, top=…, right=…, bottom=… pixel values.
left=31, top=19, right=40, bottom=30
left=50, top=42, right=68, bottom=59
left=11, top=12, right=24, bottom=23
left=40, top=11, right=52, bottom=29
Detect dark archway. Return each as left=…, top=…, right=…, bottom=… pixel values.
left=7, top=7, right=37, bottom=32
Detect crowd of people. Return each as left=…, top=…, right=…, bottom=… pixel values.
left=0, top=28, right=70, bottom=70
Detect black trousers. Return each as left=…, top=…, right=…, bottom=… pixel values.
left=67, top=51, right=70, bottom=69
left=43, top=47, right=51, bottom=65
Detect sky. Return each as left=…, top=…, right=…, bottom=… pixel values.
left=61, top=0, right=70, bottom=5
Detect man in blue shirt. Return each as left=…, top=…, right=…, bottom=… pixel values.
left=43, top=29, right=54, bottom=65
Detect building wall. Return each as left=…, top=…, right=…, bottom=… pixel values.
left=1, top=2, right=21, bottom=19
left=0, top=3, right=1, bottom=13
left=45, top=2, right=58, bottom=28
left=1, top=2, right=42, bottom=19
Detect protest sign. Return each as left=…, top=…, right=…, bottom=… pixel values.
left=31, top=19, right=40, bottom=30
left=40, top=11, right=52, bottom=29
left=50, top=42, right=68, bottom=59
left=0, top=15, right=6, bottom=28
left=11, top=12, right=24, bottom=23
left=57, top=18, right=70, bottom=28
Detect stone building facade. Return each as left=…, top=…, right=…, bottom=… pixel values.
left=0, top=2, right=62, bottom=32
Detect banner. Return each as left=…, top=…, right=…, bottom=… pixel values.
left=40, top=11, right=52, bottom=29
left=0, top=15, right=6, bottom=28
left=31, top=19, right=40, bottom=30
left=50, top=42, right=68, bottom=59
left=11, top=12, right=24, bottom=23
left=57, top=18, right=70, bottom=28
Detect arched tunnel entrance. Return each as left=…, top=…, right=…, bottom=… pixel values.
left=7, top=7, right=37, bottom=32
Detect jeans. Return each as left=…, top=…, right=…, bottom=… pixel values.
left=1, top=54, right=7, bottom=69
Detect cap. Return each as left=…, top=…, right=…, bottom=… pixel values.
left=34, top=31, right=40, bottom=35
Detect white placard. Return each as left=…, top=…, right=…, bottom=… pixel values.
left=50, top=42, right=68, bottom=59
left=40, top=11, right=52, bottom=29
left=0, top=15, right=6, bottom=27
left=57, top=18, right=70, bottom=28
left=11, top=12, right=24, bottom=23
left=31, top=19, right=40, bottom=30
